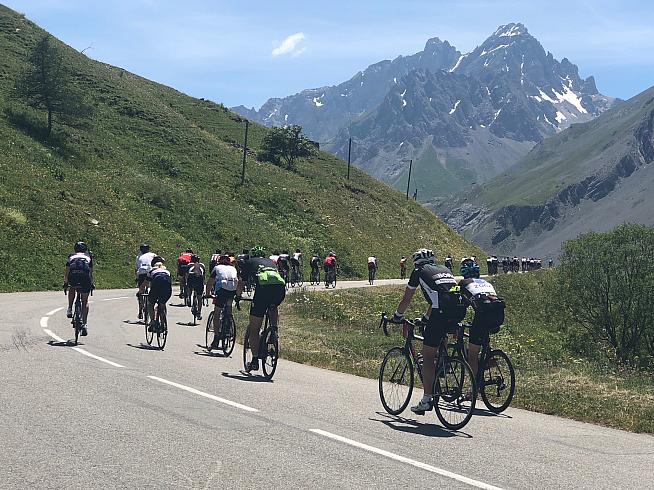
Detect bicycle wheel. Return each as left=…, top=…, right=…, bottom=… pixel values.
left=242, top=328, right=253, bottom=371
left=143, top=295, right=150, bottom=327
left=74, top=321, right=80, bottom=345
left=221, top=314, right=236, bottom=357
left=480, top=349, right=515, bottom=413
left=206, top=311, right=214, bottom=349
left=378, top=347, right=414, bottom=415
left=297, top=270, right=303, bottom=287
left=157, top=308, right=168, bottom=350
left=261, top=326, right=278, bottom=380
left=73, top=301, right=82, bottom=345
left=434, top=357, right=476, bottom=431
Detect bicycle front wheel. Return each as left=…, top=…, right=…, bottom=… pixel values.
left=378, top=347, right=414, bottom=415
left=221, top=314, right=236, bottom=357
left=480, top=349, right=515, bottom=413
left=242, top=329, right=252, bottom=371
left=434, top=358, right=476, bottom=430
left=261, top=327, right=278, bottom=380
left=206, top=311, right=214, bottom=349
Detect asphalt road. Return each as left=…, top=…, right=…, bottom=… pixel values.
left=1, top=284, right=652, bottom=489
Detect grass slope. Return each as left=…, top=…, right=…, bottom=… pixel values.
left=476, top=87, right=654, bottom=209
left=0, top=5, right=483, bottom=292
left=247, top=273, right=653, bottom=433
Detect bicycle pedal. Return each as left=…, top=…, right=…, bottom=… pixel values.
left=413, top=410, right=426, bottom=416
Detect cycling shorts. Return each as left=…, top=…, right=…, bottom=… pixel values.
left=186, top=274, right=204, bottom=292
left=250, top=284, right=286, bottom=318
left=422, top=313, right=458, bottom=348
left=149, top=275, right=172, bottom=305
left=69, top=271, right=92, bottom=294
left=214, top=289, right=236, bottom=308
left=137, top=272, right=149, bottom=287
left=177, top=263, right=189, bottom=277
left=368, top=262, right=377, bottom=270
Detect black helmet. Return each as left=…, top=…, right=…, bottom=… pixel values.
left=140, top=243, right=150, bottom=253
left=185, top=248, right=193, bottom=253
left=74, top=241, right=88, bottom=253
left=191, top=254, right=200, bottom=263
left=215, top=248, right=222, bottom=254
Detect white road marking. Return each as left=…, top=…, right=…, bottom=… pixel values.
left=46, top=307, right=64, bottom=316
left=40, top=316, right=49, bottom=328
left=101, top=296, right=131, bottom=302
left=148, top=376, right=259, bottom=413
left=43, top=328, right=125, bottom=368
left=310, top=429, right=505, bottom=490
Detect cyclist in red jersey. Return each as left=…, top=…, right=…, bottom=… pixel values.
left=177, top=248, right=194, bottom=298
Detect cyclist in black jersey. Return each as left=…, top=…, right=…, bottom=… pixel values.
left=392, top=248, right=467, bottom=414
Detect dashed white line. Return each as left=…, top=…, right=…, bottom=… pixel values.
left=100, top=296, right=131, bottom=302
left=147, top=376, right=259, bottom=413
left=40, top=316, right=49, bottom=328
left=309, top=429, right=505, bottom=490
left=43, top=328, right=125, bottom=368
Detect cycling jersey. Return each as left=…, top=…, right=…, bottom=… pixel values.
left=400, top=258, right=407, bottom=267
left=368, top=257, right=377, bottom=266
left=459, top=278, right=497, bottom=298
left=310, top=256, right=321, bottom=268
left=187, top=263, right=206, bottom=282
left=178, top=252, right=193, bottom=267
left=323, top=256, right=335, bottom=268
left=67, top=252, right=93, bottom=293
left=148, top=267, right=172, bottom=304
left=407, top=264, right=457, bottom=309
left=244, top=257, right=285, bottom=286
left=278, top=254, right=290, bottom=266
left=210, top=253, right=221, bottom=271
left=210, top=264, right=238, bottom=292
left=135, top=252, right=156, bottom=275
left=269, top=255, right=279, bottom=264
left=292, top=252, right=302, bottom=263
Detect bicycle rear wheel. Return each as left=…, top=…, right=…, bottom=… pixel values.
left=206, top=311, right=214, bottom=349
left=261, top=326, right=278, bottom=380
left=221, top=313, right=236, bottom=357
left=378, top=347, right=414, bottom=415
left=480, top=349, right=515, bottom=413
left=74, top=321, right=80, bottom=345
left=242, top=329, right=253, bottom=371
left=157, top=308, right=168, bottom=350
left=434, top=357, right=476, bottom=430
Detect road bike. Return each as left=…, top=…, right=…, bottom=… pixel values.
left=290, top=263, right=304, bottom=288
left=190, top=286, right=203, bottom=325
left=238, top=297, right=279, bottom=380
left=138, top=289, right=152, bottom=343
left=309, top=267, right=320, bottom=286
left=324, top=267, right=337, bottom=288
left=378, top=313, right=477, bottom=430
left=368, top=266, right=376, bottom=285
left=279, top=267, right=290, bottom=290
left=148, top=299, right=168, bottom=350
left=64, top=285, right=85, bottom=345
left=448, top=323, right=515, bottom=413
left=206, top=295, right=237, bottom=356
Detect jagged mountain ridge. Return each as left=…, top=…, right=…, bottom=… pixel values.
left=432, top=84, right=654, bottom=260
left=233, top=23, right=615, bottom=200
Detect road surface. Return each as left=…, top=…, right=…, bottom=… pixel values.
left=1, top=285, right=652, bottom=489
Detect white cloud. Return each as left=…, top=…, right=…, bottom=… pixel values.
left=272, top=32, right=306, bottom=57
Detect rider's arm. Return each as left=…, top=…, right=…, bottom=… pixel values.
left=205, top=277, right=215, bottom=297
left=395, top=286, right=416, bottom=317
left=64, top=264, right=69, bottom=285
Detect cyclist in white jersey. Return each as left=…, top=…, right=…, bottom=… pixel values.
left=135, top=244, right=156, bottom=318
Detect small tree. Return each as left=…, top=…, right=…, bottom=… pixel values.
left=15, top=35, right=91, bottom=138
left=259, top=124, right=317, bottom=171
left=557, top=223, right=654, bottom=367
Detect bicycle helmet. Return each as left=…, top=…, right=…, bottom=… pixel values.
left=140, top=243, right=150, bottom=253
left=185, top=248, right=193, bottom=253
left=190, top=254, right=200, bottom=263
left=152, top=261, right=165, bottom=269
left=74, top=241, right=88, bottom=253
left=412, top=248, right=434, bottom=267
left=250, top=246, right=265, bottom=258
left=150, top=255, right=165, bottom=266
left=460, top=260, right=480, bottom=279
left=218, top=254, right=231, bottom=265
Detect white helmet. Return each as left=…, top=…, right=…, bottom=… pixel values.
left=412, top=248, right=435, bottom=267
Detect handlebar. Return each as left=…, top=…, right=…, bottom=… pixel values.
left=235, top=296, right=252, bottom=311
left=379, top=313, right=425, bottom=337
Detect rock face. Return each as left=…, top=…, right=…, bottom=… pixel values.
left=233, top=23, right=615, bottom=200
left=433, top=86, right=654, bottom=260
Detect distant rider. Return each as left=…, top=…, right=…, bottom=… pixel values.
left=206, top=254, right=238, bottom=350
left=177, top=248, right=194, bottom=297
left=186, top=254, right=206, bottom=319
left=135, top=243, right=156, bottom=319
left=64, top=241, right=94, bottom=336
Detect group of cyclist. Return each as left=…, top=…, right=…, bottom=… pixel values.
left=392, top=251, right=504, bottom=414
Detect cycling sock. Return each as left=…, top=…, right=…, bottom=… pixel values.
left=421, top=394, right=431, bottom=403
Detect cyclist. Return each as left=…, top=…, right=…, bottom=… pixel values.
left=458, top=259, right=505, bottom=379
left=209, top=249, right=222, bottom=271
left=177, top=248, right=194, bottom=297
left=444, top=254, right=453, bottom=271
left=206, top=254, right=238, bottom=350
left=147, top=259, right=172, bottom=332
left=399, top=256, right=407, bottom=279
left=323, top=252, right=337, bottom=284
left=278, top=250, right=290, bottom=279
left=367, top=256, right=377, bottom=283
left=391, top=248, right=466, bottom=414
left=310, top=252, right=321, bottom=282
left=186, top=254, right=206, bottom=320
left=269, top=250, right=280, bottom=265
left=237, top=246, right=286, bottom=372
left=291, top=248, right=303, bottom=279
left=135, top=244, right=155, bottom=319
left=64, top=241, right=94, bottom=336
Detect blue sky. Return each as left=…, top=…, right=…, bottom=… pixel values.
left=5, top=0, right=654, bottom=108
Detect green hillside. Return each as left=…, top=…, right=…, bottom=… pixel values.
left=475, top=87, right=654, bottom=209
left=0, top=5, right=482, bottom=292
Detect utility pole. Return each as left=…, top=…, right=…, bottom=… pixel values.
left=240, top=119, right=249, bottom=185
left=405, top=158, right=412, bottom=199
left=347, top=137, right=352, bottom=180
